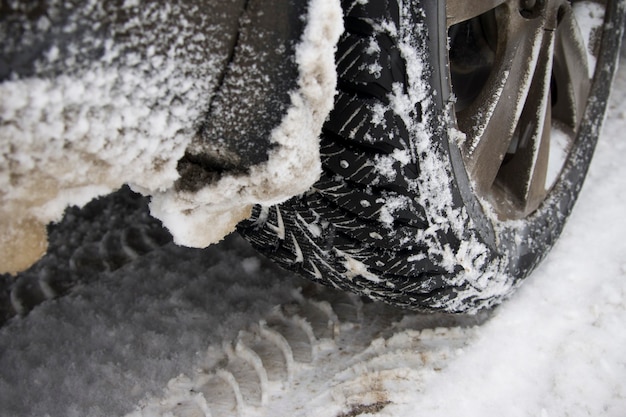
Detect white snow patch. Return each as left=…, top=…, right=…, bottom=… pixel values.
left=339, top=251, right=384, bottom=284
left=572, top=1, right=606, bottom=78
left=545, top=123, right=572, bottom=189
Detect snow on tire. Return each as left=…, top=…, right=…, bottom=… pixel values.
left=239, top=0, right=624, bottom=312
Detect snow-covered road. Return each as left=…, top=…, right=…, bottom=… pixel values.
left=1, top=44, right=625, bottom=417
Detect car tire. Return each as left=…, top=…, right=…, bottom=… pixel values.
left=239, top=0, right=624, bottom=312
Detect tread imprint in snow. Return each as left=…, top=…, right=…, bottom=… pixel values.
left=0, top=187, right=172, bottom=326
left=126, top=283, right=486, bottom=417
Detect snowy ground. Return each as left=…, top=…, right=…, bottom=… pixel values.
left=1, top=41, right=626, bottom=417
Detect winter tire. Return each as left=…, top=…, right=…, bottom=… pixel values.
left=239, top=0, right=625, bottom=312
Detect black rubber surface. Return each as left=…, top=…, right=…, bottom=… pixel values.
left=240, top=0, right=467, bottom=310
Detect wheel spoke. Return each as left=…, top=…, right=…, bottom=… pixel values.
left=457, top=10, right=546, bottom=193
left=523, top=103, right=552, bottom=211
left=496, top=28, right=556, bottom=213
left=552, top=5, right=591, bottom=129
left=446, top=0, right=507, bottom=26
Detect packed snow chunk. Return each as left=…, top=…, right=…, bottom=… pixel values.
left=0, top=1, right=240, bottom=273
left=149, top=0, right=344, bottom=248
left=0, top=0, right=343, bottom=272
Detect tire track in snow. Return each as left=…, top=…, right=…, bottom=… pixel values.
left=127, top=284, right=487, bottom=417
left=0, top=187, right=172, bottom=326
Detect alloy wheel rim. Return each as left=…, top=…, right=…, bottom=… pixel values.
left=445, top=0, right=604, bottom=220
